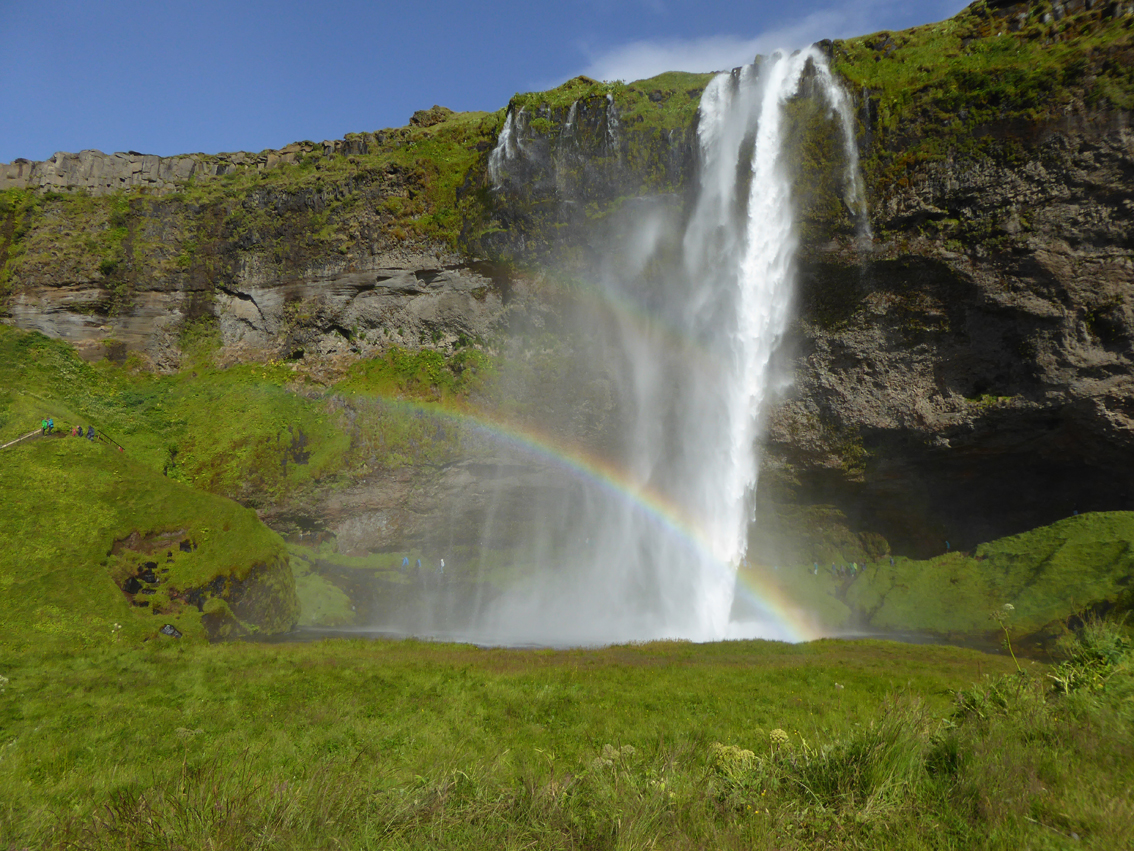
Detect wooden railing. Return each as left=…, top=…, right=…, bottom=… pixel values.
left=0, top=430, right=42, bottom=450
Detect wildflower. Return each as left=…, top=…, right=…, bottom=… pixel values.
left=709, top=742, right=756, bottom=781
left=769, top=728, right=790, bottom=746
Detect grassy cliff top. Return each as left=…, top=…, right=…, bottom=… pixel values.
left=832, top=0, right=1134, bottom=183
left=3, top=2, right=1131, bottom=291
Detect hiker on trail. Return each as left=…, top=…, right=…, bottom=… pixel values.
left=438, top=558, right=445, bottom=581
left=41, top=419, right=48, bottom=435
left=47, top=418, right=54, bottom=434
left=401, top=556, right=409, bottom=573
left=87, top=426, right=95, bottom=441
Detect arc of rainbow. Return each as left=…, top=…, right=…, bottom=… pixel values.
left=344, top=390, right=820, bottom=642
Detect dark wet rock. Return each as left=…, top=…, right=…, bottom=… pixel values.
left=123, top=576, right=143, bottom=594
left=160, top=624, right=183, bottom=638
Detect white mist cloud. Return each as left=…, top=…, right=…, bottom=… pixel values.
left=577, top=11, right=848, bottom=82
left=571, top=0, right=968, bottom=84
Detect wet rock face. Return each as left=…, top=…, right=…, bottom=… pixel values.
left=479, top=95, right=697, bottom=269
left=766, top=112, right=1134, bottom=555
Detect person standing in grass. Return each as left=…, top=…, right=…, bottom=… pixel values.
left=41, top=418, right=48, bottom=435
left=46, top=418, right=54, bottom=434
left=87, top=425, right=95, bottom=441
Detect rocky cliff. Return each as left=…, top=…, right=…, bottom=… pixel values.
left=2, top=0, right=1132, bottom=562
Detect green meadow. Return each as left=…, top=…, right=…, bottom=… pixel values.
left=1, top=629, right=1132, bottom=849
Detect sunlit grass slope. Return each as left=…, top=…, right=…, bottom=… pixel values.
left=0, top=435, right=294, bottom=649
left=0, top=326, right=487, bottom=511
left=751, top=511, right=1134, bottom=643
left=1, top=630, right=1131, bottom=849
left=833, top=1, right=1134, bottom=189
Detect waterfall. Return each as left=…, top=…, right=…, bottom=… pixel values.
left=487, top=108, right=522, bottom=186
left=396, top=47, right=867, bottom=647
left=669, top=46, right=868, bottom=637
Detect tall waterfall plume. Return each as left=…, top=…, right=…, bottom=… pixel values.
left=393, top=47, right=868, bottom=646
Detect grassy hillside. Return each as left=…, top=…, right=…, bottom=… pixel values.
left=832, top=0, right=1134, bottom=192
left=0, top=327, right=488, bottom=511
left=744, top=511, right=1134, bottom=645
left=0, top=435, right=297, bottom=648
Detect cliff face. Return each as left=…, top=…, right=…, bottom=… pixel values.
left=2, top=1, right=1132, bottom=560
left=777, top=111, right=1134, bottom=555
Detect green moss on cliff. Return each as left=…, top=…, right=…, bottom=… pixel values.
left=831, top=1, right=1134, bottom=193
left=0, top=110, right=502, bottom=306
left=0, top=327, right=490, bottom=513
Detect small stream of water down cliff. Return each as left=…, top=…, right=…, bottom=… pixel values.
left=386, top=47, right=869, bottom=646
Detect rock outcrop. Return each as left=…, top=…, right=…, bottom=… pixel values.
left=0, top=137, right=380, bottom=196
left=7, top=250, right=505, bottom=370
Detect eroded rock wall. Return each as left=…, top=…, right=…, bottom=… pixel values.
left=769, top=109, right=1134, bottom=555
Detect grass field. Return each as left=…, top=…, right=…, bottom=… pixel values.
left=0, top=627, right=1130, bottom=850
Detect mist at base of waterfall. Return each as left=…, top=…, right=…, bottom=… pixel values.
left=340, top=47, right=868, bottom=648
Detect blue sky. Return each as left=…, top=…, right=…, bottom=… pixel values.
left=0, top=0, right=969, bottom=164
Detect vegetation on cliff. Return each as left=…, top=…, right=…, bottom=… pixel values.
left=0, top=1, right=1130, bottom=307
left=745, top=510, right=1134, bottom=647
left=832, top=0, right=1134, bottom=198
left=0, top=327, right=492, bottom=510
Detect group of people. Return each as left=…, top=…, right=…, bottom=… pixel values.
left=828, top=562, right=865, bottom=578
left=41, top=418, right=96, bottom=440
left=400, top=555, right=447, bottom=585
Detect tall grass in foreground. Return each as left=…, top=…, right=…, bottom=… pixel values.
left=1, top=625, right=1130, bottom=849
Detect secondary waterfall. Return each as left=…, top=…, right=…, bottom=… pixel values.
left=396, top=47, right=866, bottom=646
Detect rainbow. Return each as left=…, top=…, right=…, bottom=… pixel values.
left=347, top=390, right=821, bottom=643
